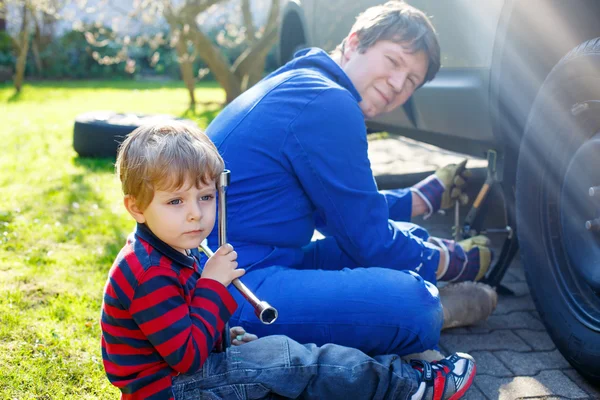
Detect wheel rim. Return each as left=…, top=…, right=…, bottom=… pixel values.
left=546, top=108, right=600, bottom=330
left=561, top=131, right=600, bottom=291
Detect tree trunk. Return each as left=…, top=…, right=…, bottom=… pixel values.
left=168, top=0, right=279, bottom=103
left=187, top=21, right=242, bottom=103
left=14, top=4, right=29, bottom=93
left=174, top=34, right=196, bottom=107
left=31, top=14, right=43, bottom=76
left=0, top=0, right=6, bottom=31
left=247, top=57, right=265, bottom=89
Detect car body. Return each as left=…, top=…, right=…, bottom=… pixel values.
left=277, top=0, right=600, bottom=381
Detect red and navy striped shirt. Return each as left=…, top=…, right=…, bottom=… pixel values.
left=101, top=223, right=237, bottom=399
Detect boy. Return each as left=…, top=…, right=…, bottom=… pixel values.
left=100, top=121, right=477, bottom=399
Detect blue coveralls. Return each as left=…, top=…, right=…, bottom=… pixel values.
left=205, top=48, right=443, bottom=356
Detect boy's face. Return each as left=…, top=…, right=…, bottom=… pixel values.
left=126, top=178, right=217, bottom=254
left=341, top=34, right=429, bottom=119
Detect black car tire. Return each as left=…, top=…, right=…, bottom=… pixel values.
left=516, top=38, right=600, bottom=381
left=73, top=111, right=191, bottom=158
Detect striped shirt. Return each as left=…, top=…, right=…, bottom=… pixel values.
left=101, top=223, right=237, bottom=399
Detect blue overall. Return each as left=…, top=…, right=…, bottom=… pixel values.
left=205, top=48, right=443, bottom=356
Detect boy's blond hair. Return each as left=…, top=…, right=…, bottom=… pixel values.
left=116, top=121, right=224, bottom=211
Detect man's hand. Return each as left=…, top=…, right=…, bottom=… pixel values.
left=435, top=159, right=470, bottom=210
left=412, top=159, right=471, bottom=218
left=430, top=235, right=492, bottom=282
left=201, top=244, right=245, bottom=287
left=230, top=326, right=258, bottom=346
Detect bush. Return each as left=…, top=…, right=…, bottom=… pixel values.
left=1, top=19, right=276, bottom=82
left=38, top=27, right=132, bottom=80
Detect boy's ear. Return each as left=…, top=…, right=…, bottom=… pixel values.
left=124, top=195, right=146, bottom=223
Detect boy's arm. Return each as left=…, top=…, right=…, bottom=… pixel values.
left=130, top=267, right=237, bottom=374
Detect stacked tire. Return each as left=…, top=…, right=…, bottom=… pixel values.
left=73, top=111, right=193, bottom=158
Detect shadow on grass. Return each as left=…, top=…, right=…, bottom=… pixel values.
left=50, top=171, right=129, bottom=267
left=181, top=103, right=223, bottom=127
left=7, top=90, right=22, bottom=103
left=74, top=156, right=116, bottom=174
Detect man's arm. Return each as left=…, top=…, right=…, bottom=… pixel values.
left=376, top=188, right=428, bottom=221
left=285, top=88, right=440, bottom=281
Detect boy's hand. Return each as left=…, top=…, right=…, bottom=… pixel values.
left=202, top=243, right=245, bottom=287
left=230, top=326, right=259, bottom=346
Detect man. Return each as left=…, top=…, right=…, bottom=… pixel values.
left=206, top=1, right=496, bottom=357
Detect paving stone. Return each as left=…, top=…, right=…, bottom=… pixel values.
left=463, top=383, right=488, bottom=400
left=505, top=265, right=526, bottom=282
left=469, top=351, right=512, bottom=377
left=530, top=310, right=542, bottom=321
left=500, top=271, right=521, bottom=284
left=441, top=330, right=532, bottom=353
left=494, top=294, right=537, bottom=315
left=494, top=350, right=571, bottom=375
left=476, top=370, right=589, bottom=399
left=499, top=281, right=531, bottom=297
left=563, top=369, right=600, bottom=398
left=442, top=327, right=471, bottom=335
left=468, top=311, right=545, bottom=333
left=514, top=330, right=556, bottom=351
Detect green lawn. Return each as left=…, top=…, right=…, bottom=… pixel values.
left=0, top=80, right=225, bottom=398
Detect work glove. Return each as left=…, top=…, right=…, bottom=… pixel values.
left=430, top=235, right=492, bottom=282
left=412, top=159, right=471, bottom=218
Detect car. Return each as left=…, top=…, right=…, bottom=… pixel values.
left=277, top=0, right=600, bottom=381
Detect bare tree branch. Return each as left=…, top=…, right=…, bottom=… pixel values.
left=240, top=0, right=255, bottom=45
left=180, top=0, right=221, bottom=19
left=231, top=21, right=277, bottom=78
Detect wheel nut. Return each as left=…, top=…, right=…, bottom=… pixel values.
left=585, top=218, right=600, bottom=231
left=589, top=186, right=600, bottom=197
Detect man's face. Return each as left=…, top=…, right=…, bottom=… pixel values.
left=341, top=34, right=429, bottom=119
left=127, top=178, right=217, bottom=254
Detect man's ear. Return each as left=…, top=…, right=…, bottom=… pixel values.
left=345, top=32, right=360, bottom=56
left=124, top=195, right=146, bottom=223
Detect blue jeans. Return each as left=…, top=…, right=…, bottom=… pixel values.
left=172, top=335, right=419, bottom=399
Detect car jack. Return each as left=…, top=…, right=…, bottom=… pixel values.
left=452, top=149, right=519, bottom=294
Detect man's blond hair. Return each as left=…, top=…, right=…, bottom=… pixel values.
left=116, top=121, right=224, bottom=211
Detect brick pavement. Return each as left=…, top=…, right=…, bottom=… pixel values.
left=368, top=136, right=600, bottom=400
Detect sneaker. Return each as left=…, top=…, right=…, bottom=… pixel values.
left=409, top=352, right=476, bottom=400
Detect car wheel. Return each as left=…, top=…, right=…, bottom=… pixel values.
left=73, top=111, right=192, bottom=158
left=516, top=38, right=600, bottom=381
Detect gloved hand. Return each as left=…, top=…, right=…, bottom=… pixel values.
left=430, top=235, right=492, bottom=282
left=412, top=159, right=471, bottom=218
left=435, top=159, right=470, bottom=210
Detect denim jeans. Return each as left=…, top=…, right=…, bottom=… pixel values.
left=172, top=335, right=419, bottom=400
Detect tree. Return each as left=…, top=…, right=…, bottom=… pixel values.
left=83, top=0, right=280, bottom=106
left=1, top=0, right=65, bottom=93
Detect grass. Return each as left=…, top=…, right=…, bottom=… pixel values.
left=0, top=80, right=225, bottom=398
